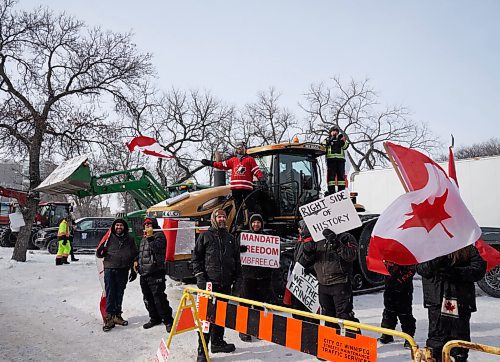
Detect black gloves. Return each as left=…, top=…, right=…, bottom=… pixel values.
left=96, top=245, right=107, bottom=257
left=240, top=245, right=248, bottom=253
left=128, top=269, right=137, bottom=282
left=196, top=272, right=207, bottom=290
left=322, top=228, right=339, bottom=248
left=201, top=159, right=213, bottom=167
left=257, top=179, right=268, bottom=191
left=62, top=239, right=67, bottom=246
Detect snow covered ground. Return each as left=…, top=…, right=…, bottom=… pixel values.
left=0, top=248, right=498, bottom=362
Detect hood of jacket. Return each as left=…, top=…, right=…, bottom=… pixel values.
left=111, top=218, right=129, bottom=236
left=210, top=208, right=227, bottom=230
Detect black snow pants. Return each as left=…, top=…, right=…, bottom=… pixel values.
left=426, top=306, right=471, bottom=362
left=140, top=271, right=173, bottom=324
left=318, top=282, right=358, bottom=331
left=381, top=281, right=416, bottom=336
left=198, top=284, right=232, bottom=351
left=326, top=159, right=346, bottom=194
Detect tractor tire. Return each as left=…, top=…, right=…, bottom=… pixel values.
left=47, top=238, right=58, bottom=255
left=0, top=229, right=15, bottom=247
left=477, top=266, right=500, bottom=298
left=357, top=218, right=385, bottom=287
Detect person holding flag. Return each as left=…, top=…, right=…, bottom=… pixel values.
left=416, top=245, right=486, bottom=362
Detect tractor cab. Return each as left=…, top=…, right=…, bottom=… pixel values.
left=36, top=202, right=72, bottom=228
left=248, top=141, right=324, bottom=235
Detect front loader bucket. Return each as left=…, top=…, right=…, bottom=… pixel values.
left=34, top=155, right=91, bottom=194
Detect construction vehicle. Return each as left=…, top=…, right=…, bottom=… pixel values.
left=0, top=186, right=72, bottom=247
left=350, top=155, right=500, bottom=298
left=34, top=155, right=210, bottom=246
left=146, top=140, right=385, bottom=298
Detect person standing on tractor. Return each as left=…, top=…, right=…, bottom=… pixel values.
left=137, top=218, right=175, bottom=332
left=96, top=218, right=138, bottom=332
left=323, top=126, right=349, bottom=194
left=201, top=142, right=265, bottom=229
left=192, top=208, right=242, bottom=361
left=55, top=216, right=71, bottom=265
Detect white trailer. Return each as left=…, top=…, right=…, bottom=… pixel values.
left=349, top=155, right=500, bottom=297
left=350, top=155, right=500, bottom=228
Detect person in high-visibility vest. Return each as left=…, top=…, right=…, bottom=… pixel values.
left=56, top=217, right=71, bottom=265
left=322, top=126, right=349, bottom=194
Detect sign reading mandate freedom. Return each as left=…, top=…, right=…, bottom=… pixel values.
left=240, top=232, right=280, bottom=268
left=299, top=190, right=362, bottom=241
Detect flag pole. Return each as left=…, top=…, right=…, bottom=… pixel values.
left=383, top=142, right=409, bottom=193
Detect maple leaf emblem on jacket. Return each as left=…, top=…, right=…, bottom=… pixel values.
left=399, top=189, right=453, bottom=238
left=444, top=300, right=456, bottom=312
left=236, top=165, right=246, bottom=175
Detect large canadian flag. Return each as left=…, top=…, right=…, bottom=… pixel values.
left=127, top=136, right=174, bottom=159
left=367, top=143, right=483, bottom=271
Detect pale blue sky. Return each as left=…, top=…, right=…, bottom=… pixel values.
left=21, top=1, right=500, bottom=148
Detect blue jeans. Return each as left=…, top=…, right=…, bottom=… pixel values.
left=104, top=268, right=129, bottom=315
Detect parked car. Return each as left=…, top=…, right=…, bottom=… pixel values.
left=36, top=217, right=114, bottom=254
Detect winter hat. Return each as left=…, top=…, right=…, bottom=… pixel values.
left=329, top=125, right=340, bottom=133
left=249, top=214, right=264, bottom=231
left=143, top=217, right=159, bottom=229
left=210, top=208, right=227, bottom=229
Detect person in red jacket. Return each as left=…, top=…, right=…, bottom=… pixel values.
left=202, top=142, right=265, bottom=228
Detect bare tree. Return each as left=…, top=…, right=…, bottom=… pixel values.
left=242, top=87, right=298, bottom=145
left=453, top=138, right=500, bottom=159
left=0, top=1, right=153, bottom=261
left=301, top=77, right=440, bottom=171
left=119, top=87, right=234, bottom=185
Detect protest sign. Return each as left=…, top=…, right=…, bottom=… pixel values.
left=286, top=263, right=320, bottom=312
left=240, top=232, right=280, bottom=268
left=299, top=190, right=361, bottom=241
left=153, top=338, right=170, bottom=362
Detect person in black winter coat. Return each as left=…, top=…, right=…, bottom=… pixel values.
left=192, top=208, right=242, bottom=362
left=96, top=218, right=138, bottom=332
left=137, top=217, right=174, bottom=331
left=300, top=228, right=359, bottom=330
left=237, top=213, right=275, bottom=342
left=378, top=263, right=416, bottom=348
left=416, top=245, right=486, bottom=362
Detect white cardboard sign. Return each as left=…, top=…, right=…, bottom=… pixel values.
left=240, top=232, right=280, bottom=268
left=153, top=338, right=170, bottom=362
left=286, top=263, right=320, bottom=313
left=299, top=190, right=362, bottom=241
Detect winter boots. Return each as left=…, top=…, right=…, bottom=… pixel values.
left=239, top=332, right=252, bottom=342
left=113, top=314, right=128, bottom=326
left=211, top=340, right=236, bottom=354
left=143, top=319, right=162, bottom=329
left=55, top=258, right=63, bottom=266
left=378, top=334, right=394, bottom=344
left=103, top=314, right=115, bottom=332
left=62, top=256, right=70, bottom=264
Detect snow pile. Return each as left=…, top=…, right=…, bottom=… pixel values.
left=0, top=248, right=498, bottom=361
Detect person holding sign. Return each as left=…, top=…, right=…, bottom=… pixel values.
left=192, top=208, right=242, bottom=361
left=322, top=126, right=349, bottom=195
left=300, top=228, right=359, bottom=329
left=238, top=214, right=275, bottom=342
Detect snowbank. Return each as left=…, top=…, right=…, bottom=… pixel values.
left=0, top=248, right=498, bottom=361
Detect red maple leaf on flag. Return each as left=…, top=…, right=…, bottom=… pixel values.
left=444, top=301, right=456, bottom=312
left=399, top=189, right=453, bottom=238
